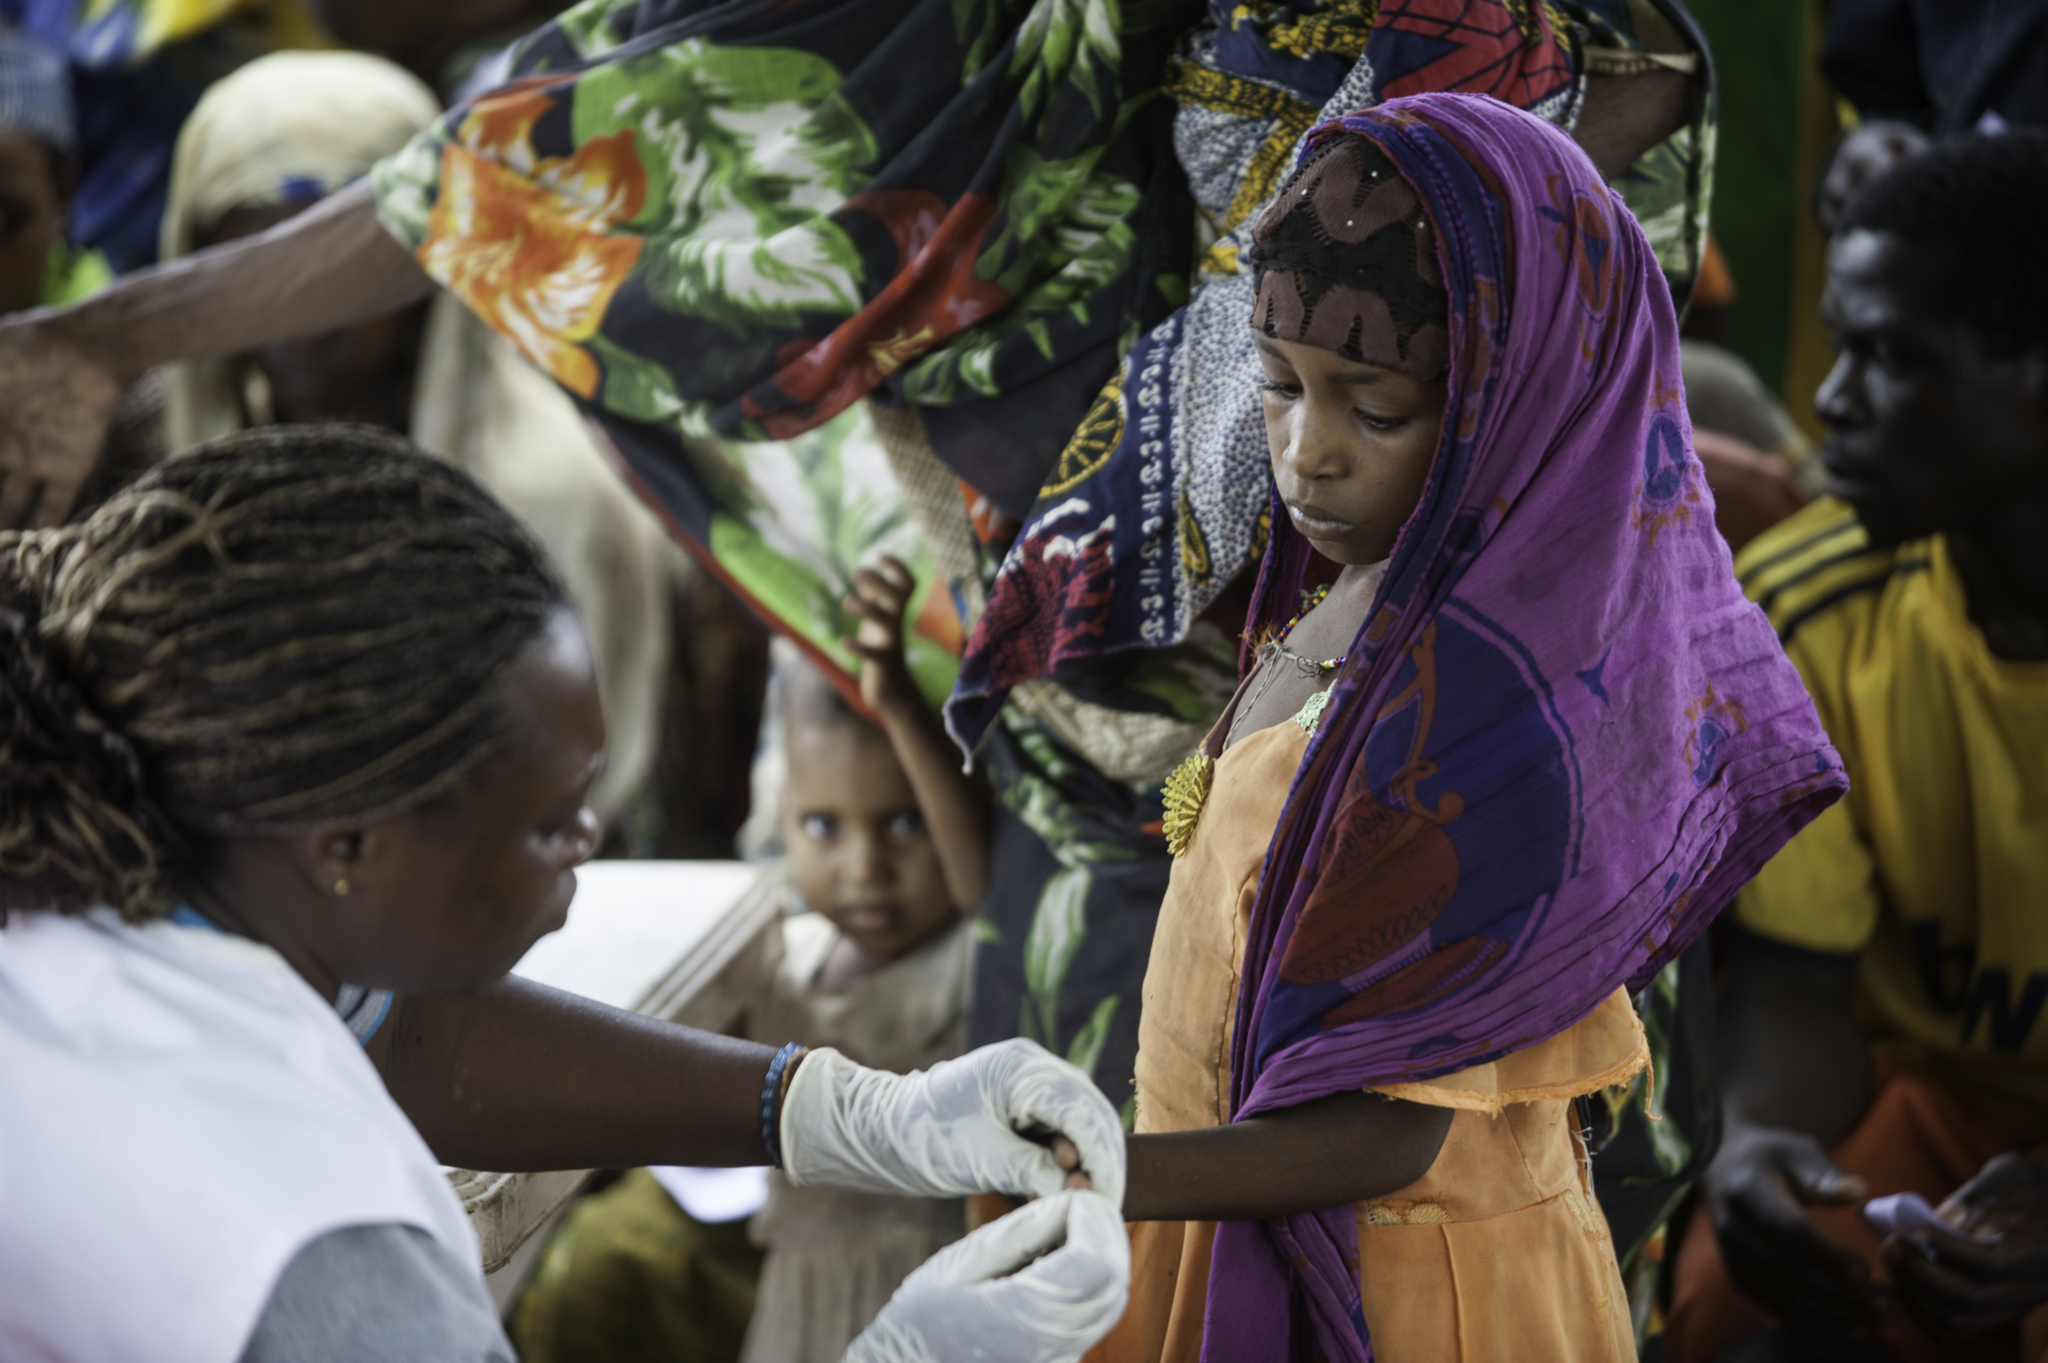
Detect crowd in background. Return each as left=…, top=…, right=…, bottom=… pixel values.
left=0, top=0, right=2043, bottom=1360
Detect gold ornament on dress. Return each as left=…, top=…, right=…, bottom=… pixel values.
left=1161, top=751, right=1215, bottom=857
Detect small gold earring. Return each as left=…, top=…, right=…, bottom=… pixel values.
left=333, top=878, right=351, bottom=897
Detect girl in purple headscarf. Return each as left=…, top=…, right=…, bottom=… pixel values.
left=1041, top=93, right=1847, bottom=1363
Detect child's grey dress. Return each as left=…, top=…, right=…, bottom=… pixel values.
left=738, top=908, right=973, bottom=1363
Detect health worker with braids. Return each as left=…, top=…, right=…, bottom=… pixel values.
left=940, top=95, right=1848, bottom=1362
left=0, top=426, right=1129, bottom=1363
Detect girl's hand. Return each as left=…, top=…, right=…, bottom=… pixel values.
left=835, top=553, right=992, bottom=912
left=844, top=555, right=922, bottom=717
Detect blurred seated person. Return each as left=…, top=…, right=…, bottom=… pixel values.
left=1667, top=132, right=2048, bottom=1362
left=0, top=25, right=106, bottom=315
left=159, top=49, right=676, bottom=826
left=1680, top=236, right=1815, bottom=551
left=0, top=25, right=162, bottom=510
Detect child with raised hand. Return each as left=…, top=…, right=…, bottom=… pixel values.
left=519, top=556, right=1002, bottom=1363
left=725, top=558, right=993, bottom=1361
left=837, top=553, right=990, bottom=933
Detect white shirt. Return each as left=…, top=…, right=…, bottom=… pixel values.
left=0, top=909, right=477, bottom=1363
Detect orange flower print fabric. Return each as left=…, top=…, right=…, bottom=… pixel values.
left=416, top=84, right=647, bottom=399
left=370, top=0, right=1192, bottom=546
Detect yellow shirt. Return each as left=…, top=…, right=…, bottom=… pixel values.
left=1733, top=499, right=2048, bottom=1137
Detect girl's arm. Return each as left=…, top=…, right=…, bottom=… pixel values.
left=844, top=555, right=991, bottom=909
left=1122, top=1092, right=1454, bottom=1222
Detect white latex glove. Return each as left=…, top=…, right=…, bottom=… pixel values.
left=780, top=1039, right=1127, bottom=1209
left=842, top=1190, right=1131, bottom=1363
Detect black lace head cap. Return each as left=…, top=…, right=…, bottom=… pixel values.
left=1246, top=132, right=1450, bottom=381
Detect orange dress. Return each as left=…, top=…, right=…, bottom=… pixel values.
left=1092, top=716, right=1649, bottom=1363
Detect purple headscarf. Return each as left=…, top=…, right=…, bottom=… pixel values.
left=1194, top=96, right=1847, bottom=1361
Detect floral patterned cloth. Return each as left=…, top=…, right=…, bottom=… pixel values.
left=957, top=0, right=1717, bottom=1152
left=370, top=0, right=1194, bottom=706
left=370, top=0, right=1204, bottom=1118
left=368, top=0, right=1711, bottom=719
left=365, top=9, right=1725, bottom=1255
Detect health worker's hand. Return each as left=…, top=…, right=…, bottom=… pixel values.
left=781, top=1039, right=1126, bottom=1208
left=1887, top=1153, right=2048, bottom=1340
left=842, top=1189, right=1130, bottom=1363
left=1704, top=1121, right=1889, bottom=1330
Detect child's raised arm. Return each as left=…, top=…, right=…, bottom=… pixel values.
left=843, top=556, right=990, bottom=911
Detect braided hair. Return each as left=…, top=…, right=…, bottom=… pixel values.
left=0, top=425, right=567, bottom=922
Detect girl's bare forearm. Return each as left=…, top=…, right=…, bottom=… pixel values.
left=50, top=180, right=434, bottom=383
left=1122, top=1091, right=1452, bottom=1222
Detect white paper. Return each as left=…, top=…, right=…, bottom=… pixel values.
left=650, top=1165, right=770, bottom=1223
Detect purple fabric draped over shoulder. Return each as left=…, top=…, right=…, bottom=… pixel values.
left=1196, top=95, right=1846, bottom=1363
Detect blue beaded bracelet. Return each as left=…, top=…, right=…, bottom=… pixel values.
left=760, top=1042, right=806, bottom=1170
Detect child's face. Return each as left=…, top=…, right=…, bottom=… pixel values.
left=782, top=720, right=958, bottom=962
left=1257, top=334, right=1447, bottom=566
left=0, top=130, right=64, bottom=315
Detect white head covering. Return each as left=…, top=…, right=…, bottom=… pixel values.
left=160, top=50, right=440, bottom=261
left=160, top=52, right=441, bottom=449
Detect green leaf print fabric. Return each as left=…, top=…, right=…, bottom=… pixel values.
left=368, top=0, right=1722, bottom=1207
left=370, top=0, right=1194, bottom=707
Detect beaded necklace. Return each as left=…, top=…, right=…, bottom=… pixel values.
left=1234, top=581, right=1345, bottom=746
left=1163, top=579, right=1350, bottom=856
left=1266, top=580, right=1346, bottom=675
